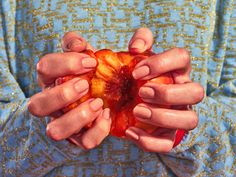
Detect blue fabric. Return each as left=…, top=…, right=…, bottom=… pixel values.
left=0, top=0, right=235, bottom=176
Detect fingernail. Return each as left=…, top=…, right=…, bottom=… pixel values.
left=139, top=86, right=155, bottom=98
left=126, top=129, right=139, bottom=141
left=132, top=65, right=150, bottom=79
left=68, top=39, right=82, bottom=49
left=90, top=98, right=104, bottom=111
left=82, top=57, right=97, bottom=68
left=130, top=39, right=146, bottom=50
left=133, top=105, right=152, bottom=119
left=74, top=79, right=89, bottom=93
left=103, top=108, right=111, bottom=120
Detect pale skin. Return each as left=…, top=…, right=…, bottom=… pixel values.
left=28, top=28, right=204, bottom=152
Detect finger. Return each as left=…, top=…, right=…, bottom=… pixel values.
left=62, top=31, right=95, bottom=52
left=133, top=104, right=198, bottom=130
left=139, top=82, right=204, bottom=105
left=128, top=27, right=154, bottom=53
left=46, top=98, right=104, bottom=141
left=28, top=78, right=89, bottom=117
left=132, top=48, right=191, bottom=80
left=126, top=127, right=175, bottom=153
left=49, top=110, right=64, bottom=118
left=70, top=108, right=111, bottom=150
left=37, top=52, right=97, bottom=85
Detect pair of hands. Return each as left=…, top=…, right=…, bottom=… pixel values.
left=28, top=28, right=204, bottom=153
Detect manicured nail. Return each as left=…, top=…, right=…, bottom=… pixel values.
left=133, top=105, right=152, bottom=119
left=139, top=86, right=155, bottom=98
left=90, top=98, right=104, bottom=111
left=126, top=129, right=139, bottom=141
left=103, top=108, right=111, bottom=120
left=132, top=65, right=150, bottom=79
left=74, top=79, right=89, bottom=93
left=68, top=39, right=82, bottom=49
left=130, top=39, right=146, bottom=50
left=82, top=57, right=97, bottom=68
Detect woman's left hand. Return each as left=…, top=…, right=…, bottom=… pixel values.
left=126, top=28, right=204, bottom=153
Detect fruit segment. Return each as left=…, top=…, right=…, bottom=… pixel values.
left=55, top=49, right=174, bottom=137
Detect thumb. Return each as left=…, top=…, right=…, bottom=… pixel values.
left=128, top=28, right=154, bottom=54
left=61, top=31, right=94, bottom=52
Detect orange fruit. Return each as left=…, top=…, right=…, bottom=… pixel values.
left=55, top=49, right=173, bottom=137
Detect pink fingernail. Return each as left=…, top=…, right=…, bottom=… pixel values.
left=74, top=79, right=89, bottom=93
left=102, top=108, right=111, bottom=120
left=130, top=39, right=146, bottom=50
left=126, top=129, right=139, bottom=141
left=133, top=105, right=152, bottom=119
left=89, top=98, right=104, bottom=111
left=139, top=86, right=155, bottom=98
left=62, top=38, right=83, bottom=51
left=82, top=57, right=97, bottom=68
left=68, top=39, right=82, bottom=49
left=132, top=65, right=150, bottom=79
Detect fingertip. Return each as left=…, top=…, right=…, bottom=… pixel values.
left=62, top=31, right=87, bottom=52
left=89, top=98, right=104, bottom=112
left=81, top=57, right=97, bottom=69
left=133, top=104, right=152, bottom=120
left=129, top=38, right=147, bottom=53
left=132, top=65, right=150, bottom=80
left=27, top=98, right=43, bottom=117
left=125, top=127, right=139, bottom=141
left=46, top=124, right=62, bottom=141
left=102, top=108, right=111, bottom=120
left=129, top=27, right=153, bottom=53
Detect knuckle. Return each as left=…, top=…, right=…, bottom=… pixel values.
left=160, top=86, right=171, bottom=104
left=57, top=87, right=70, bottom=104
left=67, top=53, right=82, bottom=73
left=154, top=57, right=167, bottom=73
left=76, top=106, right=98, bottom=127
left=65, top=55, right=76, bottom=72
left=78, top=109, right=91, bottom=124
left=157, top=114, right=167, bottom=127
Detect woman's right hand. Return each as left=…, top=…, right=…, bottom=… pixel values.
left=28, top=32, right=111, bottom=150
